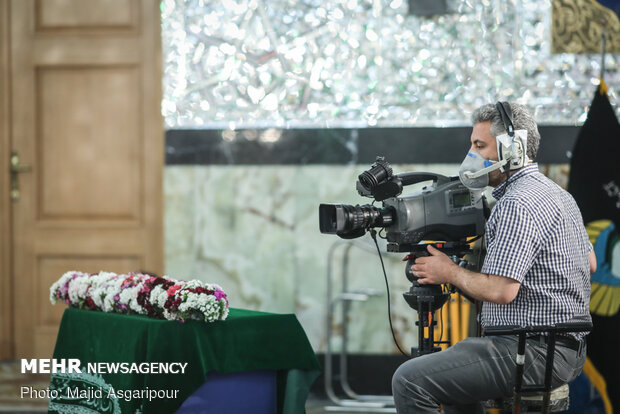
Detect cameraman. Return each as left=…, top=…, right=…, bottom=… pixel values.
left=391, top=102, right=596, bottom=414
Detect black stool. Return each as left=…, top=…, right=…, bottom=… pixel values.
left=482, top=321, right=592, bottom=414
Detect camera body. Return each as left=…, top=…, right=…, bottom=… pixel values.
left=382, top=178, right=486, bottom=251
left=319, top=157, right=487, bottom=251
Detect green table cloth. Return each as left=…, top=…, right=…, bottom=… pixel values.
left=49, top=307, right=321, bottom=414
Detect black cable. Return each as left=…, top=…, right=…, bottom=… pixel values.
left=369, top=229, right=410, bottom=357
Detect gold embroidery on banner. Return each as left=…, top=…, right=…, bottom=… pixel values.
left=552, top=0, right=620, bottom=53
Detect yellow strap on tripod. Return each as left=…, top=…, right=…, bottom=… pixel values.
left=460, top=295, right=470, bottom=341
left=449, top=294, right=461, bottom=345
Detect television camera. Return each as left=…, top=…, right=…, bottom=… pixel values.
left=319, top=157, right=488, bottom=356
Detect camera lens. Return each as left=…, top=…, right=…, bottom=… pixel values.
left=319, top=203, right=393, bottom=239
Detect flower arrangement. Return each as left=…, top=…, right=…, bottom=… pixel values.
left=50, top=271, right=229, bottom=322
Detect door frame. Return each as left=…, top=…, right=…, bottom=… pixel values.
left=0, top=0, right=13, bottom=360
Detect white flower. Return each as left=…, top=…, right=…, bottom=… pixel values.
left=50, top=271, right=229, bottom=322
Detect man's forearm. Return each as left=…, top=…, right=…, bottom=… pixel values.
left=448, top=266, right=520, bottom=305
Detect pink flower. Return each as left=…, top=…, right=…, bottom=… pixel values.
left=50, top=271, right=229, bottom=322
left=167, top=285, right=182, bottom=296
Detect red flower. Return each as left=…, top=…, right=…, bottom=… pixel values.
left=85, top=297, right=96, bottom=310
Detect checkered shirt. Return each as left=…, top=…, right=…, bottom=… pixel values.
left=480, top=164, right=592, bottom=339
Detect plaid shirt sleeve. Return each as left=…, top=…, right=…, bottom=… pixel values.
left=481, top=199, right=541, bottom=283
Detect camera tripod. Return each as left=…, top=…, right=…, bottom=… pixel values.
left=322, top=239, right=477, bottom=412
left=400, top=241, right=473, bottom=357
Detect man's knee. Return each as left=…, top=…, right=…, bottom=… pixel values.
left=392, top=363, right=406, bottom=396
left=392, top=360, right=441, bottom=412
left=392, top=359, right=426, bottom=396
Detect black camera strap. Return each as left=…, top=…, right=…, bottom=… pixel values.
left=496, top=101, right=514, bottom=138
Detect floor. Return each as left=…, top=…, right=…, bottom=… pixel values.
left=306, top=393, right=397, bottom=413
left=0, top=362, right=49, bottom=413
left=0, top=363, right=498, bottom=414
left=0, top=360, right=396, bottom=414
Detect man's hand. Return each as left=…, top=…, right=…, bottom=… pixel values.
left=411, top=245, right=457, bottom=285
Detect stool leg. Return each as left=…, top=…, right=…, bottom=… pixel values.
left=512, top=333, right=527, bottom=414
left=541, top=333, right=557, bottom=414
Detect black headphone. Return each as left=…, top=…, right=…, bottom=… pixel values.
left=495, top=101, right=514, bottom=138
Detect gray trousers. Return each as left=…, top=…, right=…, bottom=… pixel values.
left=391, top=336, right=586, bottom=414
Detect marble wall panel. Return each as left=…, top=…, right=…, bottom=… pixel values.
left=165, top=163, right=547, bottom=353
left=164, top=163, right=571, bottom=353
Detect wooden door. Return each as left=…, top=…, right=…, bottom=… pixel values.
left=0, top=0, right=11, bottom=359
left=5, top=0, right=163, bottom=359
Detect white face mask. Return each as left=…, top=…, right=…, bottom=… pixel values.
left=458, top=150, right=507, bottom=190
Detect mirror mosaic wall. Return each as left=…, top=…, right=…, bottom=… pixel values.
left=161, top=0, right=619, bottom=128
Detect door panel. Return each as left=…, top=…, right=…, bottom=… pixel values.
left=36, top=0, right=137, bottom=31
left=9, top=0, right=163, bottom=359
left=37, top=66, right=141, bottom=222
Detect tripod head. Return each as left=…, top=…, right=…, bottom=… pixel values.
left=401, top=241, right=472, bottom=311
left=402, top=241, right=474, bottom=357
